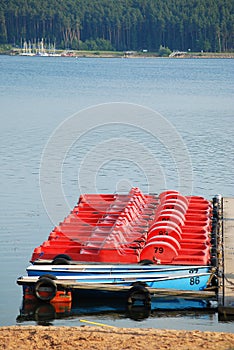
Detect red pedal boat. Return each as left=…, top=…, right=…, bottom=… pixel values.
left=31, top=188, right=216, bottom=266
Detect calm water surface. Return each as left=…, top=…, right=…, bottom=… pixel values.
left=0, top=56, right=234, bottom=331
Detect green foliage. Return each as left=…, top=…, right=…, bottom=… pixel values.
left=158, top=45, right=172, bottom=57
left=0, top=44, right=12, bottom=52
left=79, top=38, right=113, bottom=51
left=1, top=0, right=233, bottom=52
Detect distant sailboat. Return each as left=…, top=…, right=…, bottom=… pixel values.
left=35, top=38, right=49, bottom=56
left=48, top=42, right=61, bottom=57
left=19, top=38, right=61, bottom=57
left=19, top=41, right=35, bottom=56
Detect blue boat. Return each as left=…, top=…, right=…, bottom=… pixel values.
left=19, top=263, right=214, bottom=295
left=18, top=271, right=211, bottom=292
left=26, top=263, right=211, bottom=278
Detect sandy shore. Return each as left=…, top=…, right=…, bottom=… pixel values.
left=0, top=326, right=234, bottom=350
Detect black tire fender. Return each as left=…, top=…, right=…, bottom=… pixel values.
left=138, top=259, right=154, bottom=266
left=35, top=277, right=57, bottom=301
left=127, top=285, right=151, bottom=306
left=52, top=257, right=70, bottom=265
left=52, top=254, right=71, bottom=261
left=210, top=256, right=218, bottom=267
left=39, top=274, right=57, bottom=280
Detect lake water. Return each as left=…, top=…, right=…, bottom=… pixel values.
left=0, top=55, right=234, bottom=331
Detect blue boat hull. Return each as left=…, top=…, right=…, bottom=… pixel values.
left=27, top=264, right=210, bottom=277
left=25, top=264, right=212, bottom=291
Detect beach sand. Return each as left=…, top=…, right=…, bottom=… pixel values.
left=0, top=326, right=234, bottom=350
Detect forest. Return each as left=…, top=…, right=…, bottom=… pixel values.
left=0, top=0, right=233, bottom=52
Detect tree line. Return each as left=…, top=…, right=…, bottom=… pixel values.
left=0, top=0, right=233, bottom=52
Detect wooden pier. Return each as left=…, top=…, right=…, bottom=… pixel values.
left=218, top=197, right=234, bottom=320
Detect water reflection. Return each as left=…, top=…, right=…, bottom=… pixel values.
left=17, top=293, right=217, bottom=326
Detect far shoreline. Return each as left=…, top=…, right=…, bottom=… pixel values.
left=1, top=48, right=234, bottom=59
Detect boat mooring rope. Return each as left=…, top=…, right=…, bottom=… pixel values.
left=79, top=319, right=117, bottom=328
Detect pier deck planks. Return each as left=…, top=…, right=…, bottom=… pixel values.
left=218, top=197, right=234, bottom=317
